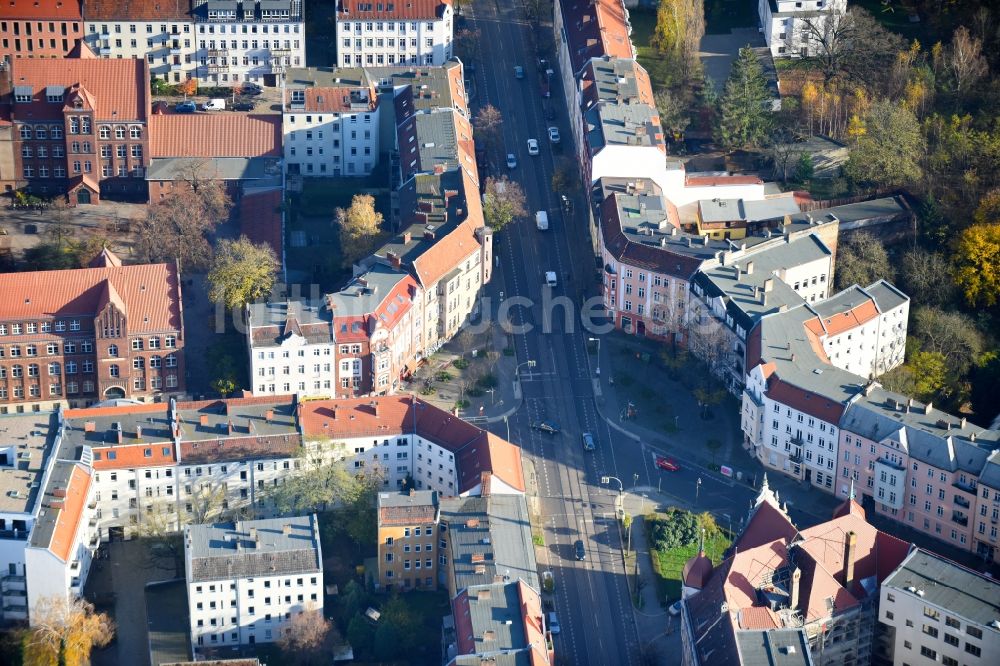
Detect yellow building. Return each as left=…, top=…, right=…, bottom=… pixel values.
left=376, top=490, right=440, bottom=593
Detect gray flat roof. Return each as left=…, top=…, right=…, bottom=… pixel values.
left=456, top=581, right=534, bottom=665
left=787, top=197, right=909, bottom=229
left=585, top=57, right=646, bottom=105
left=699, top=197, right=800, bottom=224
left=586, top=102, right=663, bottom=151
left=735, top=628, right=814, bottom=666
left=185, top=515, right=321, bottom=583
left=441, top=495, right=538, bottom=592
left=147, top=157, right=281, bottom=183
left=0, top=411, right=57, bottom=515
left=327, top=264, right=411, bottom=318
left=883, top=548, right=1000, bottom=627
left=285, top=62, right=460, bottom=112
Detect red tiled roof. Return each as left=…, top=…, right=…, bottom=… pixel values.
left=337, top=0, right=451, bottom=20
left=82, top=0, right=190, bottom=20
left=63, top=401, right=165, bottom=420
left=285, top=86, right=377, bottom=113
left=735, top=500, right=797, bottom=552
left=412, top=218, right=481, bottom=288
left=92, top=442, right=176, bottom=470
left=240, top=190, right=284, bottom=262
left=737, top=605, right=780, bottom=630
left=49, top=464, right=91, bottom=563
left=179, top=434, right=302, bottom=465
left=600, top=194, right=701, bottom=280
left=149, top=114, right=281, bottom=158
left=682, top=550, right=713, bottom=589
left=0, top=262, right=182, bottom=334
left=798, top=512, right=911, bottom=593
left=812, top=299, right=879, bottom=337
left=455, top=433, right=525, bottom=494
left=766, top=375, right=846, bottom=425
left=517, top=580, right=550, bottom=666
left=2, top=0, right=82, bottom=20
left=685, top=175, right=764, bottom=187
left=10, top=57, right=148, bottom=121
left=559, top=0, right=633, bottom=74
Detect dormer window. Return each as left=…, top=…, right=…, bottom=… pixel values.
left=73, top=98, right=83, bottom=109
left=14, top=86, right=32, bottom=103
left=46, top=86, right=64, bottom=103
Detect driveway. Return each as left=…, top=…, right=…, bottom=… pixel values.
left=699, top=27, right=778, bottom=100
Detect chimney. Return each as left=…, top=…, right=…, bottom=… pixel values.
left=763, top=278, right=774, bottom=293
left=703, top=234, right=709, bottom=246
left=135, top=425, right=142, bottom=440
left=265, top=409, right=274, bottom=423
left=790, top=566, right=801, bottom=611
left=387, top=251, right=402, bottom=269
left=734, top=266, right=742, bottom=281
left=282, top=524, right=291, bottom=535
left=199, top=413, right=209, bottom=426
left=371, top=400, right=379, bottom=416
left=409, top=487, right=416, bottom=496
left=843, top=530, right=857, bottom=591
left=331, top=405, right=338, bottom=420
left=402, top=231, right=412, bottom=244
left=746, top=261, right=754, bottom=275
left=116, top=429, right=123, bottom=444
left=227, top=419, right=234, bottom=435
left=923, top=402, right=933, bottom=415
left=84, top=421, right=96, bottom=432
left=960, top=416, right=967, bottom=429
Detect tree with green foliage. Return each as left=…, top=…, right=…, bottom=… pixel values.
left=717, top=46, right=773, bottom=151
left=911, top=306, right=984, bottom=376
left=844, top=99, right=924, bottom=189
left=482, top=176, right=527, bottom=232
left=954, top=223, right=1000, bottom=307
left=795, top=152, right=815, bottom=182
left=653, top=88, right=691, bottom=140
left=651, top=0, right=705, bottom=82
left=346, top=616, right=375, bottom=660
left=335, top=194, right=385, bottom=269
left=207, top=236, right=278, bottom=310
left=834, top=232, right=894, bottom=290
left=908, top=348, right=950, bottom=401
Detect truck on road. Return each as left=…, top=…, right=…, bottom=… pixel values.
left=535, top=210, right=549, bottom=230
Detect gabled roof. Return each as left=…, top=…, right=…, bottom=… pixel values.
left=10, top=57, right=148, bottom=121
left=336, top=0, right=451, bottom=20
left=28, top=461, right=91, bottom=563
left=558, top=0, right=633, bottom=75
left=0, top=261, right=182, bottom=333
left=149, top=114, right=281, bottom=158
left=4, top=0, right=83, bottom=20
left=82, top=0, right=191, bottom=20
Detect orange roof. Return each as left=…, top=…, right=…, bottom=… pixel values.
left=3, top=0, right=82, bottom=19
left=0, top=262, right=183, bottom=334
left=456, top=433, right=525, bottom=494
left=559, top=0, right=632, bottom=73
left=92, top=442, right=176, bottom=470
left=286, top=86, right=377, bottom=113
left=63, top=401, right=164, bottom=420
left=49, top=464, right=91, bottom=563
left=149, top=114, right=281, bottom=158
left=737, top=606, right=781, bottom=630
left=814, top=299, right=880, bottom=336
left=517, top=580, right=551, bottom=666
left=337, top=0, right=451, bottom=20
left=10, top=57, right=148, bottom=121
left=82, top=0, right=190, bottom=20
left=412, top=218, right=481, bottom=288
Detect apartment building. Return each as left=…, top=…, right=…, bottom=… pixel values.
left=335, top=0, right=454, bottom=67
left=449, top=580, right=552, bottom=666
left=82, top=0, right=196, bottom=84
left=552, top=0, right=633, bottom=112
left=758, top=0, right=847, bottom=58
left=376, top=489, right=439, bottom=591
left=0, top=0, right=84, bottom=60
left=191, top=0, right=304, bottom=86
left=878, top=548, right=999, bottom=666
left=6, top=54, right=152, bottom=203
left=0, top=250, right=185, bottom=412
left=184, top=515, right=322, bottom=653
left=681, top=479, right=911, bottom=666
left=283, top=75, right=380, bottom=177
left=0, top=410, right=100, bottom=625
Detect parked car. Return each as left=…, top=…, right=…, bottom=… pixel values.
left=669, top=600, right=683, bottom=616
left=202, top=98, right=227, bottom=111
left=547, top=611, right=560, bottom=635
left=655, top=455, right=680, bottom=472
left=232, top=100, right=256, bottom=111
left=152, top=100, right=170, bottom=114
left=581, top=432, right=596, bottom=451
left=506, top=153, right=517, bottom=169
left=175, top=100, right=197, bottom=113
left=514, top=65, right=525, bottom=79
left=574, top=539, right=586, bottom=561
left=240, top=82, right=263, bottom=95
left=531, top=421, right=561, bottom=435
left=527, top=139, right=539, bottom=156
left=548, top=126, right=561, bottom=143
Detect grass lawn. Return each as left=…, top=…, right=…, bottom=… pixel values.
left=648, top=519, right=731, bottom=604
left=704, top=0, right=759, bottom=34
left=629, top=10, right=673, bottom=91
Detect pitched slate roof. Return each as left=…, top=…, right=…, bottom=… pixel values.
left=377, top=490, right=438, bottom=527
left=0, top=261, right=182, bottom=333
left=10, top=57, right=148, bottom=121
left=149, top=114, right=282, bottom=158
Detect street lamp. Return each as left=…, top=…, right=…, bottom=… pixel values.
left=601, top=475, right=624, bottom=518
left=588, top=337, right=601, bottom=376
left=696, top=477, right=702, bottom=501
left=515, top=359, right=537, bottom=379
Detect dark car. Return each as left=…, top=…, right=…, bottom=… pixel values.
left=574, top=540, right=586, bottom=561
left=581, top=432, right=596, bottom=451
left=531, top=421, right=561, bottom=435
left=175, top=100, right=197, bottom=113
left=232, top=100, right=256, bottom=111
left=240, top=82, right=263, bottom=95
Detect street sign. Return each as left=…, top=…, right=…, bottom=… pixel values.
left=721, top=465, right=734, bottom=478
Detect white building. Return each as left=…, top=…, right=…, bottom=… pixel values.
left=245, top=300, right=337, bottom=398
left=335, top=0, right=454, bottom=67
left=758, top=0, right=848, bottom=59
left=83, top=0, right=198, bottom=84
left=283, top=80, right=380, bottom=177
left=184, top=514, right=322, bottom=653
left=192, top=0, right=305, bottom=86
left=879, top=548, right=1000, bottom=666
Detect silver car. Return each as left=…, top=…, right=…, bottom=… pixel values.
left=547, top=611, right=560, bottom=635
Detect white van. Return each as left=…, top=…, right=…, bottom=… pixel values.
left=535, top=210, right=549, bottom=231
left=545, top=271, right=557, bottom=287
left=202, top=98, right=226, bottom=111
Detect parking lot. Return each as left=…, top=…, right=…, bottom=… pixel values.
left=152, top=83, right=283, bottom=116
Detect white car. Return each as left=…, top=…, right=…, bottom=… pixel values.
left=506, top=153, right=517, bottom=169
left=527, top=139, right=540, bottom=156
left=548, top=126, right=561, bottom=143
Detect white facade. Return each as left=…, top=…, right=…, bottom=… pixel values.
left=284, top=90, right=380, bottom=177
left=185, top=515, right=322, bottom=653
left=816, top=288, right=908, bottom=379
left=758, top=0, right=848, bottom=58
left=776, top=255, right=831, bottom=304
left=84, top=19, right=197, bottom=84
left=336, top=10, right=453, bottom=67
left=194, top=0, right=305, bottom=85
left=760, top=389, right=840, bottom=493
left=249, top=335, right=337, bottom=398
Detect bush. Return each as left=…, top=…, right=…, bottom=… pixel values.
left=503, top=347, right=515, bottom=356
left=467, top=387, right=484, bottom=397
left=435, top=371, right=453, bottom=382
left=452, top=358, right=470, bottom=369
left=476, top=373, right=498, bottom=389
left=649, top=511, right=700, bottom=552
left=454, top=399, right=470, bottom=409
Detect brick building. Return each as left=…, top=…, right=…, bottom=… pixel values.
left=5, top=52, right=152, bottom=203
left=0, top=0, right=84, bottom=61
left=0, top=249, right=184, bottom=412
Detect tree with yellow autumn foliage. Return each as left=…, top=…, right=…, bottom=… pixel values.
left=23, top=597, right=114, bottom=666
left=954, top=223, right=1000, bottom=308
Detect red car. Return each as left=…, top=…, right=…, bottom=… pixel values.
left=655, top=455, right=680, bottom=472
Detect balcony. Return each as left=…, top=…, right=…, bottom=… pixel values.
left=954, top=495, right=971, bottom=509
left=207, top=64, right=230, bottom=73
left=951, top=512, right=968, bottom=527
left=953, top=479, right=976, bottom=494
left=0, top=529, right=28, bottom=541
left=789, top=452, right=803, bottom=464
left=169, top=47, right=182, bottom=55
left=170, top=62, right=185, bottom=72
left=207, top=49, right=228, bottom=58
left=876, top=456, right=906, bottom=472
left=99, top=47, right=112, bottom=56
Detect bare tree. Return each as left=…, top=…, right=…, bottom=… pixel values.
left=791, top=7, right=903, bottom=84
left=278, top=602, right=338, bottom=664
left=945, top=26, right=989, bottom=97
left=474, top=105, right=503, bottom=154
